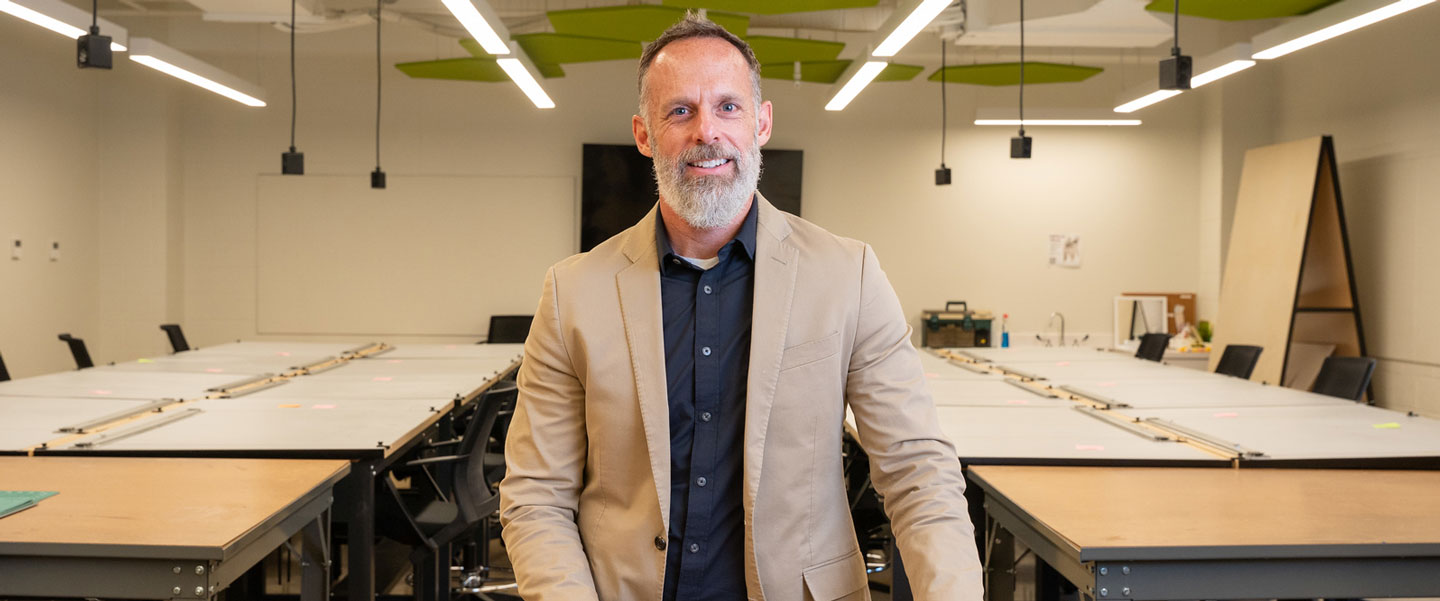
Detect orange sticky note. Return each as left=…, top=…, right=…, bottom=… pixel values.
left=205, top=368, right=224, bottom=373
left=278, top=404, right=301, bottom=409
left=373, top=376, right=393, bottom=382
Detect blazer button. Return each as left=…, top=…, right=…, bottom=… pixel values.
left=654, top=536, right=667, bottom=551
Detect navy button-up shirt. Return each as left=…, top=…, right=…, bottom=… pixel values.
left=657, top=200, right=757, bottom=601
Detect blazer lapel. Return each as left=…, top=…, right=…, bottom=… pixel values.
left=744, top=195, right=798, bottom=508
left=616, top=206, right=673, bottom=528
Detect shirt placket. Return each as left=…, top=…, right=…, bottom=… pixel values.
left=678, top=256, right=723, bottom=590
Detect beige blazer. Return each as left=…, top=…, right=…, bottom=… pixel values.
left=499, top=195, right=982, bottom=601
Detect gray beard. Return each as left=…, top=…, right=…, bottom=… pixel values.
left=653, top=137, right=763, bottom=230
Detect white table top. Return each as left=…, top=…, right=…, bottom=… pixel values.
left=1130, top=404, right=1440, bottom=462
left=374, top=343, right=525, bottom=360
left=0, top=396, right=159, bottom=451
left=951, top=347, right=1133, bottom=364
left=925, top=379, right=1073, bottom=408
left=933, top=406, right=1221, bottom=463
left=0, top=370, right=243, bottom=401
left=1053, top=378, right=1353, bottom=409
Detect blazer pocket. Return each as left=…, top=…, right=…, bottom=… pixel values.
left=780, top=331, right=841, bottom=371
left=802, top=549, right=868, bottom=601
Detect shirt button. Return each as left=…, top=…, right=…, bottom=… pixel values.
left=689, top=543, right=700, bottom=554
left=701, top=346, right=712, bottom=356
left=703, top=285, right=713, bottom=294
left=697, top=476, right=707, bottom=487
left=654, top=536, right=666, bottom=551
left=700, top=411, right=712, bottom=422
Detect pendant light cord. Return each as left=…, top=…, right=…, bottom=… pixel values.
left=1018, top=0, right=1025, bottom=137
left=375, top=0, right=382, bottom=170
left=289, top=0, right=297, bottom=153
left=1172, top=0, right=1180, bottom=56
left=90, top=0, right=97, bottom=30
left=940, top=36, right=947, bottom=166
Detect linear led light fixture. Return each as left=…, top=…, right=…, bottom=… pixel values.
left=128, top=38, right=266, bottom=107
left=497, top=41, right=554, bottom=109
left=1114, top=89, right=1181, bottom=113
left=440, top=0, right=510, bottom=55
left=976, top=108, right=1141, bottom=126
left=825, top=60, right=888, bottom=111
left=0, top=0, right=127, bottom=50
left=873, top=0, right=953, bottom=57
left=1252, top=0, right=1434, bottom=60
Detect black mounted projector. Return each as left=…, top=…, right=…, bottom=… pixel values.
left=1010, top=135, right=1032, bottom=159
left=282, top=148, right=304, bottom=175
left=935, top=164, right=952, bottom=186
left=1159, top=54, right=1192, bottom=90
left=77, top=27, right=112, bottom=69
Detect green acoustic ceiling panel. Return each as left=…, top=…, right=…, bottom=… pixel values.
left=1144, top=0, right=1341, bottom=20
left=927, top=62, right=1103, bottom=86
left=548, top=6, right=748, bottom=42
left=876, top=63, right=923, bottom=82
left=396, top=57, right=509, bottom=82
left=759, top=60, right=849, bottom=83
left=759, top=60, right=923, bottom=84
left=458, top=39, right=566, bottom=77
left=747, top=36, right=844, bottom=64
left=514, top=33, right=642, bottom=64
left=661, top=0, right=879, bottom=14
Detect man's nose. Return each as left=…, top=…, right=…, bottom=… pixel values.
left=692, top=109, right=720, bottom=144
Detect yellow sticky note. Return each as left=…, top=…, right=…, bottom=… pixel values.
left=1373, top=422, right=1401, bottom=429
left=137, top=358, right=154, bottom=363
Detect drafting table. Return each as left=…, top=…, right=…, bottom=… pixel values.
left=970, top=465, right=1440, bottom=601
left=0, top=370, right=243, bottom=401
left=925, top=379, right=1073, bottom=408
left=0, top=396, right=167, bottom=452
left=918, top=353, right=1003, bottom=381
left=992, top=358, right=1223, bottom=384
left=1127, top=404, right=1440, bottom=467
left=0, top=456, right=347, bottom=601
left=372, top=342, right=525, bottom=360
left=933, top=407, right=1222, bottom=466
left=1049, top=378, right=1353, bottom=410
left=180, top=341, right=371, bottom=358
left=953, top=347, right=1134, bottom=364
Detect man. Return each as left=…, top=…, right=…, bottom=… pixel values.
left=499, top=13, right=982, bottom=601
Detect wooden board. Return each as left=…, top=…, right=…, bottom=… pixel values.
left=970, top=465, right=1440, bottom=551
left=0, top=457, right=347, bottom=550
left=1211, top=137, right=1323, bottom=384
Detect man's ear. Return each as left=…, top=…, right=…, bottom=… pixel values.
left=632, top=114, right=654, bottom=157
left=756, top=100, right=774, bottom=147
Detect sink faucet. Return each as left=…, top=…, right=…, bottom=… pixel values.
left=1049, top=312, right=1066, bottom=347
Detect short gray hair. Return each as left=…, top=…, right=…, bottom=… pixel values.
left=637, top=11, right=763, bottom=115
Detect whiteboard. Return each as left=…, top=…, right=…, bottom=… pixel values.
left=257, top=175, right=576, bottom=336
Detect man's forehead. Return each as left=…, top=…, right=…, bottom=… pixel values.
left=650, top=37, right=748, bottom=73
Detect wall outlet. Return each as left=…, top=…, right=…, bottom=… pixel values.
left=10, top=239, right=20, bottom=260
left=50, top=241, right=60, bottom=261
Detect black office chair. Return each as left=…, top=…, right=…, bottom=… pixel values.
left=57, top=333, right=94, bottom=369
left=159, top=324, right=191, bottom=353
left=1134, top=333, right=1171, bottom=362
left=0, top=351, right=10, bottom=382
left=1311, top=356, right=1376, bottom=402
left=377, top=381, right=518, bottom=601
left=1214, top=345, right=1263, bottom=379
left=485, top=315, right=533, bottom=344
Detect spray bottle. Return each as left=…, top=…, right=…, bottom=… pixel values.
left=1001, top=313, right=1010, bottom=348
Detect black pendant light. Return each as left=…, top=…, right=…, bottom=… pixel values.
left=1010, top=0, right=1031, bottom=159
left=281, top=0, right=304, bottom=174
left=935, top=35, right=952, bottom=185
left=371, top=0, right=386, bottom=189
left=76, top=0, right=112, bottom=69
left=1159, top=0, right=1192, bottom=90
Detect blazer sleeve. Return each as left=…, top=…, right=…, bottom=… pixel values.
left=844, top=244, right=984, bottom=601
left=498, top=265, right=601, bottom=601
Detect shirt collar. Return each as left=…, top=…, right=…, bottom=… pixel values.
left=655, top=196, right=759, bottom=272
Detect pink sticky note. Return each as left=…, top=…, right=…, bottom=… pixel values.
left=1005, top=399, right=1030, bottom=405
left=91, top=389, right=112, bottom=395
left=277, top=351, right=292, bottom=357
left=372, top=376, right=393, bottom=382
left=445, top=345, right=457, bottom=350
left=1056, top=361, right=1071, bottom=367
left=925, top=372, right=939, bottom=378
left=387, top=359, right=403, bottom=364
left=205, top=368, right=225, bottom=373
left=1213, top=412, right=1239, bottom=418
left=1075, top=444, right=1105, bottom=451
left=312, top=404, right=337, bottom=409
left=1097, top=381, right=1117, bottom=388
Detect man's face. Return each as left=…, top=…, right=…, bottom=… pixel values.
left=633, top=37, right=773, bottom=230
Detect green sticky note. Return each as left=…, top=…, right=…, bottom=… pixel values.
left=1373, top=422, right=1402, bottom=429
left=0, top=491, right=59, bottom=519
left=137, top=358, right=154, bottom=363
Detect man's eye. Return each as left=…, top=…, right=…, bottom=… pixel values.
left=672, top=107, right=690, bottom=116
left=721, top=103, right=738, bottom=112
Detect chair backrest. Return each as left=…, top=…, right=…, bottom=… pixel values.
left=1135, top=333, right=1171, bottom=362
left=159, top=324, right=190, bottom=353
left=1311, top=356, right=1376, bottom=402
left=486, top=315, right=533, bottom=344
left=1214, top=344, right=1263, bottom=379
left=57, top=333, right=94, bottom=370
left=0, top=351, right=10, bottom=382
left=453, top=380, right=518, bottom=522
